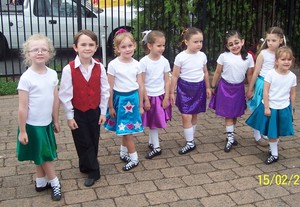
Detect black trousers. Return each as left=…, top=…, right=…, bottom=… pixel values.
left=72, top=108, right=101, bottom=179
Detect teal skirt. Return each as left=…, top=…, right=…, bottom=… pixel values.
left=246, top=103, right=294, bottom=138
left=16, top=123, right=57, bottom=165
left=247, top=76, right=264, bottom=111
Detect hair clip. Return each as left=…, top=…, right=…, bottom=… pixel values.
left=141, top=30, right=152, bottom=44
left=259, top=38, right=264, bottom=42
left=115, top=28, right=128, bottom=36
left=181, top=28, right=187, bottom=37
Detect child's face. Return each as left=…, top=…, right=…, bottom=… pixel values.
left=27, top=39, right=50, bottom=65
left=275, top=53, right=293, bottom=71
left=73, top=34, right=98, bottom=60
left=266, top=33, right=283, bottom=51
left=116, top=37, right=136, bottom=60
left=226, top=35, right=244, bottom=55
left=185, top=32, right=203, bottom=53
left=148, top=37, right=165, bottom=57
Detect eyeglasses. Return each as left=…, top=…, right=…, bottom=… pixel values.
left=29, top=48, right=49, bottom=54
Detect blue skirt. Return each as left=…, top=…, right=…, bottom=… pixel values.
left=209, top=78, right=246, bottom=118
left=247, top=76, right=264, bottom=111
left=104, top=90, right=144, bottom=135
left=246, top=103, right=294, bottom=138
left=176, top=78, right=207, bottom=114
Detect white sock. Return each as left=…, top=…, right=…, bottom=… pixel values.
left=49, top=176, right=60, bottom=187
left=253, top=129, right=261, bottom=141
left=226, top=125, right=234, bottom=133
left=150, top=129, right=160, bottom=149
left=120, top=145, right=128, bottom=157
left=129, top=152, right=139, bottom=163
left=262, top=135, right=268, bottom=139
left=192, top=125, right=196, bottom=134
left=184, top=127, right=194, bottom=142
left=269, top=140, right=279, bottom=157
left=36, top=177, right=48, bottom=187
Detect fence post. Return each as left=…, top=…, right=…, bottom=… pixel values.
left=77, top=0, right=82, bottom=31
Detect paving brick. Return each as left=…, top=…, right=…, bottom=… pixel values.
left=125, top=181, right=157, bottom=194
left=82, top=199, right=116, bottom=207
left=64, top=189, right=97, bottom=205
left=115, top=194, right=149, bottom=207
left=145, top=190, right=179, bottom=205
left=207, top=169, right=239, bottom=182
left=280, top=148, right=300, bottom=158
left=2, top=174, right=32, bottom=187
left=105, top=173, right=136, bottom=185
left=133, top=169, right=164, bottom=181
left=167, top=156, right=195, bottom=167
left=255, top=198, right=290, bottom=207
left=255, top=185, right=290, bottom=199
left=233, top=155, right=263, bottom=166
left=169, top=199, right=203, bottom=207
left=0, top=198, right=32, bottom=207
left=154, top=177, right=186, bottom=190
left=175, top=185, right=208, bottom=199
left=182, top=173, right=213, bottom=186
left=229, top=177, right=260, bottom=190
left=60, top=179, right=78, bottom=192
left=95, top=185, right=127, bottom=199
left=0, top=187, right=16, bottom=201
left=232, top=165, right=263, bottom=177
left=161, top=166, right=190, bottom=178
left=0, top=166, right=16, bottom=177
left=142, top=159, right=170, bottom=170
left=203, top=181, right=236, bottom=195
left=235, top=146, right=263, bottom=155
left=190, top=152, right=218, bottom=163
left=210, top=159, right=240, bottom=170
left=186, top=163, right=216, bottom=174
left=229, top=189, right=264, bottom=205
left=200, top=194, right=235, bottom=207
left=277, top=193, right=300, bottom=207
left=213, top=150, right=241, bottom=160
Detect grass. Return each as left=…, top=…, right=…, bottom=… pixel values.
left=0, top=78, right=18, bottom=96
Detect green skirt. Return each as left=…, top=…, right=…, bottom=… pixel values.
left=16, top=123, right=57, bottom=165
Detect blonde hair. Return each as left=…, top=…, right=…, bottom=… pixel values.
left=22, top=34, right=55, bottom=66
left=275, top=46, right=295, bottom=69
left=113, top=32, right=136, bottom=56
left=141, top=30, right=165, bottom=54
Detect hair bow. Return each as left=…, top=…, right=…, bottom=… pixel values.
left=141, top=30, right=152, bottom=44
left=115, top=28, right=128, bottom=36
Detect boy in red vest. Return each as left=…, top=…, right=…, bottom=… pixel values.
left=59, top=30, right=110, bottom=187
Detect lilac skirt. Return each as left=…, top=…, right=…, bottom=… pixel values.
left=142, top=94, right=172, bottom=129
left=176, top=78, right=207, bottom=114
left=209, top=78, right=246, bottom=118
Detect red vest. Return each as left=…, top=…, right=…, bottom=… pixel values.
left=70, top=60, right=101, bottom=112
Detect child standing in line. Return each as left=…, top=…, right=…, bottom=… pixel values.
left=209, top=30, right=254, bottom=153
left=103, top=29, right=144, bottom=171
left=59, top=30, right=110, bottom=187
left=17, top=34, right=62, bottom=201
left=170, top=27, right=211, bottom=155
left=246, top=27, right=285, bottom=146
left=140, top=30, right=172, bottom=159
left=246, top=46, right=296, bottom=164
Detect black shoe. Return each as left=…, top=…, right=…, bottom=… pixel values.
left=148, top=144, right=154, bottom=150
left=224, top=139, right=236, bottom=152
left=178, top=143, right=196, bottom=155
left=51, top=185, right=62, bottom=201
left=264, top=155, right=279, bottom=165
left=122, top=161, right=139, bottom=171
left=226, top=138, right=238, bottom=146
left=35, top=182, right=51, bottom=192
left=120, top=154, right=131, bottom=163
left=145, top=148, right=161, bottom=159
left=84, top=177, right=99, bottom=187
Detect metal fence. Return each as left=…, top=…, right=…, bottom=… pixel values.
left=0, top=0, right=299, bottom=81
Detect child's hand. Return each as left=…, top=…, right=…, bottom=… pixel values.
left=53, top=122, right=60, bottom=133
left=246, top=90, right=253, bottom=100
left=144, top=99, right=151, bottom=111
left=162, top=98, right=169, bottom=109
left=264, top=108, right=271, bottom=116
left=206, top=88, right=212, bottom=99
left=67, top=119, right=78, bottom=130
left=18, top=131, right=28, bottom=145
left=170, top=93, right=175, bottom=106
left=139, top=106, right=144, bottom=115
left=109, top=108, right=116, bottom=118
left=98, top=114, right=106, bottom=125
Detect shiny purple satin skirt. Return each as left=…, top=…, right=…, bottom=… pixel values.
left=176, top=78, right=207, bottom=114
left=209, top=78, right=246, bottom=118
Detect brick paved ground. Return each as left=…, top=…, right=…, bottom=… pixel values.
left=1, top=72, right=300, bottom=207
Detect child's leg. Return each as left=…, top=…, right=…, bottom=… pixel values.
left=265, top=138, right=279, bottom=164
left=224, top=118, right=238, bottom=152
left=192, top=114, right=198, bottom=134
left=35, top=165, right=49, bottom=190
left=42, top=162, right=62, bottom=201
left=253, top=128, right=268, bottom=146
left=178, top=114, right=196, bottom=154
left=123, top=134, right=139, bottom=171
left=145, top=128, right=162, bottom=159
left=120, top=137, right=130, bottom=162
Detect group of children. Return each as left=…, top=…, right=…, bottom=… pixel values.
left=16, top=26, right=296, bottom=201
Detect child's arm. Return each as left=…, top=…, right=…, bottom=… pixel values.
left=107, top=74, right=116, bottom=117
left=246, top=66, right=254, bottom=91
left=52, top=86, right=60, bottom=133
left=203, top=64, right=211, bottom=98
left=170, top=65, right=180, bottom=106
left=210, top=63, right=222, bottom=94
left=246, top=53, right=263, bottom=99
left=263, top=81, right=271, bottom=116
left=137, top=73, right=144, bottom=114
left=162, top=72, right=170, bottom=109
left=290, top=86, right=296, bottom=114
left=99, top=65, right=110, bottom=125
left=18, top=90, right=29, bottom=145
left=142, top=72, right=150, bottom=111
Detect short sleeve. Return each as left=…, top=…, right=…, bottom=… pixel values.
left=164, top=58, right=171, bottom=72
left=264, top=70, right=272, bottom=84
left=173, top=53, right=182, bottom=67
left=247, top=53, right=255, bottom=68
left=17, top=75, right=30, bottom=92
left=216, top=53, right=224, bottom=65
left=139, top=58, right=147, bottom=73
left=107, top=62, right=116, bottom=76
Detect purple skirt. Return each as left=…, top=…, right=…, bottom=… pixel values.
left=142, top=94, right=172, bottom=129
left=209, top=78, right=246, bottom=118
left=176, top=78, right=207, bottom=114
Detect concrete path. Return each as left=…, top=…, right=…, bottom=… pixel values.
left=1, top=75, right=300, bottom=207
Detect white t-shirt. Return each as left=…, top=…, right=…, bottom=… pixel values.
left=17, top=67, right=58, bottom=126
left=259, top=49, right=275, bottom=77
left=139, top=55, right=171, bottom=96
left=218, top=52, right=254, bottom=84
left=107, top=58, right=141, bottom=92
left=174, top=51, right=207, bottom=82
left=264, top=69, right=297, bottom=109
